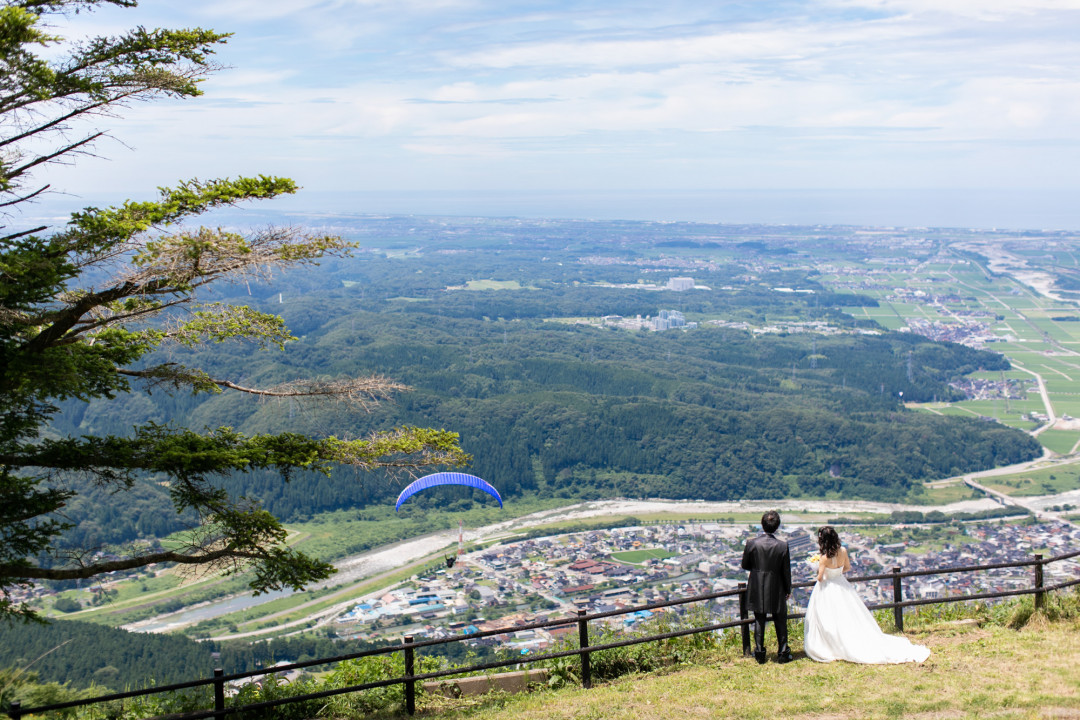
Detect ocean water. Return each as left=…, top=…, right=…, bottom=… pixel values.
left=11, top=188, right=1080, bottom=232
left=209, top=188, right=1080, bottom=232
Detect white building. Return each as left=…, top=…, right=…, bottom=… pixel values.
left=652, top=309, right=687, bottom=331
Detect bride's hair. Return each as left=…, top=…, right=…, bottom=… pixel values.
left=817, top=526, right=842, bottom=558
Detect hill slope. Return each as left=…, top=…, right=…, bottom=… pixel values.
left=436, top=610, right=1080, bottom=720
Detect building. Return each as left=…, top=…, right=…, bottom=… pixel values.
left=667, top=277, right=695, bottom=291
left=652, top=309, right=687, bottom=331
left=787, top=532, right=814, bottom=556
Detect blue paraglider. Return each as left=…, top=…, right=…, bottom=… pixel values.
left=395, top=472, right=503, bottom=512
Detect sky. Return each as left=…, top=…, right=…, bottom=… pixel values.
left=27, top=0, right=1080, bottom=228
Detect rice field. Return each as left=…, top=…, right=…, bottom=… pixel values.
left=828, top=240, right=1080, bottom=463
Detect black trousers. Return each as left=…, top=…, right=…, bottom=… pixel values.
left=753, top=606, right=789, bottom=656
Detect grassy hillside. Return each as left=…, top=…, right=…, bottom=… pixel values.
left=439, top=624, right=1079, bottom=720
left=428, top=596, right=1080, bottom=720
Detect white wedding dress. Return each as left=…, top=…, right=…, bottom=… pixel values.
left=803, top=565, right=930, bottom=664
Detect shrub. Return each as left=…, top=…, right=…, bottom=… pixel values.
left=538, top=605, right=723, bottom=688
left=53, top=598, right=81, bottom=613
left=319, top=651, right=442, bottom=716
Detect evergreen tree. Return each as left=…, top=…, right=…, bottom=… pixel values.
left=0, top=0, right=467, bottom=622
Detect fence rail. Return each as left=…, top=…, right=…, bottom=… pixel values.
left=7, top=549, right=1078, bottom=720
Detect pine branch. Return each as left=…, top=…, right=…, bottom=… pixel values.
left=0, top=546, right=263, bottom=581
left=0, top=185, right=50, bottom=209
left=3, top=132, right=104, bottom=183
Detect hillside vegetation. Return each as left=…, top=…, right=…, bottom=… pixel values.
left=43, top=220, right=1042, bottom=554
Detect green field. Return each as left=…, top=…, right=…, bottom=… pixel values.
left=454, top=279, right=531, bottom=291
left=1036, top=429, right=1080, bottom=455
left=610, top=548, right=677, bottom=564
left=977, top=461, right=1080, bottom=497
left=834, top=251, right=1080, bottom=449
left=910, top=482, right=980, bottom=505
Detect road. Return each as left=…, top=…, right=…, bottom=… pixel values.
left=962, top=477, right=1076, bottom=528
left=1011, top=362, right=1057, bottom=434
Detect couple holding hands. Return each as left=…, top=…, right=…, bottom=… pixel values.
left=741, top=510, right=930, bottom=665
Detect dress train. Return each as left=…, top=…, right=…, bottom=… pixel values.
left=803, top=566, right=929, bottom=664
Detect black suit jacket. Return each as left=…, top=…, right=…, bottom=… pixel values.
left=741, top=532, right=792, bottom=615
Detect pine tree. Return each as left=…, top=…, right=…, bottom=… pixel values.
left=0, top=0, right=467, bottom=622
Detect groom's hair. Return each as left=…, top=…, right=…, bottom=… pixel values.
left=761, top=510, right=781, bottom=533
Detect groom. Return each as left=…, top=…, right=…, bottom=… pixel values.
left=741, top=510, right=793, bottom=664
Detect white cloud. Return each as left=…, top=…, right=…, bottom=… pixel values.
left=24, top=0, right=1080, bottom=201
left=825, top=0, right=1080, bottom=20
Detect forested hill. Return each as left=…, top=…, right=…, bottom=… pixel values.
left=50, top=216, right=1041, bottom=546
left=0, top=617, right=385, bottom=690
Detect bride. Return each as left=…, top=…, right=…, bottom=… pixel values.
left=803, top=526, right=930, bottom=664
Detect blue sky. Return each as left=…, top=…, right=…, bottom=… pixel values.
left=34, top=0, right=1080, bottom=226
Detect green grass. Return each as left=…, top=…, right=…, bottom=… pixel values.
left=977, top=461, right=1080, bottom=497
left=610, top=548, right=677, bottom=564
left=1049, top=399, right=1080, bottom=419
left=867, top=314, right=906, bottom=330
left=910, top=482, right=979, bottom=505
left=507, top=515, right=647, bottom=536
left=1036, top=429, right=1080, bottom=455
left=287, top=495, right=573, bottom=560
left=62, top=571, right=183, bottom=613
left=453, top=279, right=531, bottom=291
left=933, top=405, right=981, bottom=417
left=420, top=595, right=1080, bottom=720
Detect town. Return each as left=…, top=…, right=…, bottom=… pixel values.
left=330, top=517, right=1080, bottom=654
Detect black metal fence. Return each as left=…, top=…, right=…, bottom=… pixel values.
left=7, top=548, right=1079, bottom=720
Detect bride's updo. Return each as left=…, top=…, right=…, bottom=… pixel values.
left=817, top=526, right=842, bottom=558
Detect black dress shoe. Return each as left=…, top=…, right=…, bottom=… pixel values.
left=754, top=650, right=767, bottom=664
left=777, top=651, right=793, bottom=664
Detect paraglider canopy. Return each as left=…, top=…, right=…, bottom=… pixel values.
left=395, top=472, right=503, bottom=511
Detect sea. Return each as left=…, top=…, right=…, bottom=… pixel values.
left=10, top=188, right=1080, bottom=233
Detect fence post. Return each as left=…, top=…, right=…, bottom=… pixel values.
left=1034, top=554, right=1045, bottom=610
left=213, top=667, right=225, bottom=720
left=892, top=566, right=904, bottom=632
left=577, top=609, right=592, bottom=689
left=738, top=582, right=750, bottom=656
left=8, top=701, right=20, bottom=720
left=403, top=635, right=416, bottom=716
